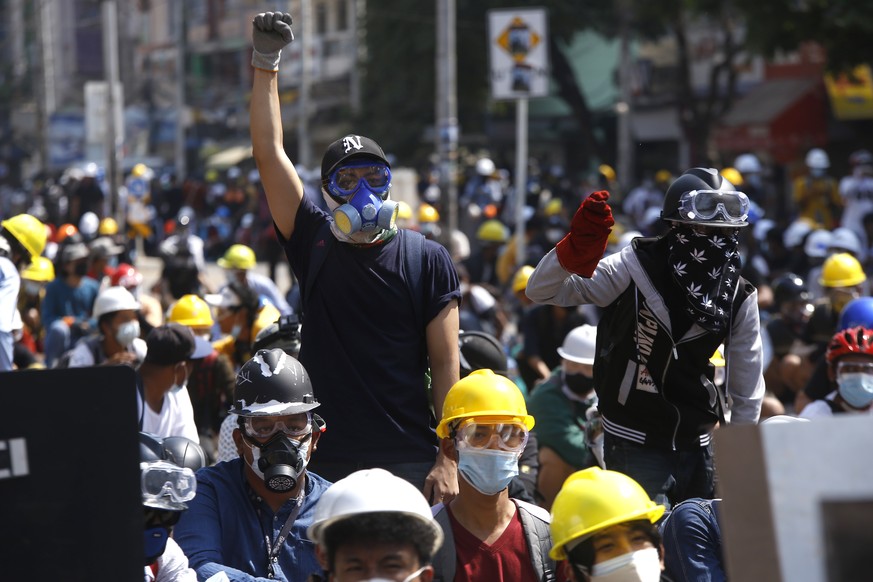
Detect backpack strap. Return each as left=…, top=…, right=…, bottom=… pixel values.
left=301, top=221, right=334, bottom=322
left=513, top=499, right=557, bottom=582
left=430, top=503, right=456, bottom=582
left=399, top=229, right=426, bottom=334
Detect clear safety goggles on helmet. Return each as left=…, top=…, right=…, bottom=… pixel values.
left=836, top=361, right=873, bottom=377
left=141, top=461, right=197, bottom=504
left=243, top=411, right=313, bottom=441
left=454, top=419, right=529, bottom=453
left=677, top=189, right=750, bottom=224
left=328, top=162, right=391, bottom=197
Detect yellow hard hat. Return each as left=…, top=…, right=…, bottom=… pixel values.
left=397, top=201, right=413, bottom=220
left=98, top=217, right=119, bottom=236
left=436, top=369, right=534, bottom=439
left=477, top=219, right=509, bottom=243
left=168, top=294, right=214, bottom=327
left=549, top=467, right=665, bottom=560
left=544, top=198, right=563, bottom=217
left=654, top=169, right=673, bottom=184
left=599, top=164, right=616, bottom=182
left=21, top=256, right=55, bottom=282
left=252, top=303, right=282, bottom=343
left=512, top=265, right=535, bottom=293
left=1, top=213, right=47, bottom=259
left=820, top=252, right=866, bottom=288
left=721, top=167, right=743, bottom=187
left=710, top=345, right=726, bottom=367
left=131, top=163, right=149, bottom=178
left=217, top=244, right=257, bottom=270
left=419, top=204, right=440, bottom=224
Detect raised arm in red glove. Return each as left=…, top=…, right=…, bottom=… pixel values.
left=555, top=191, right=614, bottom=277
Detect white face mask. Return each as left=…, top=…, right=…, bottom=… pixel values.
left=591, top=548, right=661, bottom=582
left=170, top=365, right=188, bottom=393
left=115, top=320, right=140, bottom=347
left=360, top=566, right=427, bottom=582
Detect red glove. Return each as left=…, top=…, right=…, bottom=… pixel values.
left=555, top=191, right=614, bottom=277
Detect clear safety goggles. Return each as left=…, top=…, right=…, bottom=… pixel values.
left=243, top=411, right=313, bottom=440
left=454, top=419, right=529, bottom=453
left=677, top=189, right=750, bottom=223
left=328, top=162, right=391, bottom=197
left=836, top=361, right=873, bottom=377
left=141, top=461, right=197, bottom=504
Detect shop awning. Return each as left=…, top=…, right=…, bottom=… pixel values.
left=712, top=77, right=827, bottom=164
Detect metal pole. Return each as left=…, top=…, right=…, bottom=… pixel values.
left=298, top=0, right=312, bottom=169
left=514, top=98, right=528, bottom=269
left=102, top=0, right=121, bottom=222
left=616, top=0, right=633, bottom=192
left=436, top=0, right=458, bottom=239
left=174, top=0, right=187, bottom=179
left=39, top=0, right=57, bottom=172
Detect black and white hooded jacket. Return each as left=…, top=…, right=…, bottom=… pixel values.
left=526, top=237, right=764, bottom=451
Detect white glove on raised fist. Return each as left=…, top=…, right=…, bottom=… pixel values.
left=251, top=12, right=294, bottom=71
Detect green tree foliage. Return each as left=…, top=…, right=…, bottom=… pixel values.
left=737, top=0, right=873, bottom=72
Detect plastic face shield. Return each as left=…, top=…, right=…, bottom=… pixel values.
left=454, top=420, right=529, bottom=453
left=677, top=189, right=750, bottom=224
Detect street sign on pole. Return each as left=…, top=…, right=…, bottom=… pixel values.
left=488, top=8, right=549, bottom=268
left=488, top=8, right=550, bottom=100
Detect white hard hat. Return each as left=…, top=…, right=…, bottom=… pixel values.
left=805, top=148, right=829, bottom=170
left=753, top=218, right=775, bottom=242
left=476, top=157, right=496, bottom=177
left=734, top=153, right=762, bottom=174
left=557, top=324, right=597, bottom=365
left=804, top=229, right=833, bottom=258
left=783, top=219, right=813, bottom=249
left=830, top=227, right=862, bottom=257
left=78, top=212, right=99, bottom=237
left=306, top=468, right=443, bottom=555
left=93, top=286, right=141, bottom=319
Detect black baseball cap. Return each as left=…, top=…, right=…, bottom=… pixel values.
left=144, top=323, right=196, bottom=366
left=320, top=135, right=390, bottom=182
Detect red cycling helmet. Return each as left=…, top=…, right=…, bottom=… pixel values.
left=111, top=263, right=143, bottom=289
left=826, top=326, right=873, bottom=373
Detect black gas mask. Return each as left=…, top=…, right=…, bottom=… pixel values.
left=245, top=433, right=311, bottom=493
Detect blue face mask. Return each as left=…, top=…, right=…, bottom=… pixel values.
left=143, top=526, right=169, bottom=565
left=837, top=373, right=873, bottom=409
left=457, top=447, right=519, bottom=496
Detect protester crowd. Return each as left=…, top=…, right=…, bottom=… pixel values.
left=2, top=10, right=872, bottom=582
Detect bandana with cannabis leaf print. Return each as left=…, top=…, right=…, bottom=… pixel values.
left=667, top=223, right=741, bottom=334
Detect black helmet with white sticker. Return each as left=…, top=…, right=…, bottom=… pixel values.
left=229, top=348, right=319, bottom=417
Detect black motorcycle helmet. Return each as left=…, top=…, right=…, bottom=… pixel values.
left=661, top=167, right=749, bottom=228
left=139, top=432, right=205, bottom=512
left=772, top=273, right=810, bottom=312
left=230, top=348, right=320, bottom=417
left=459, top=330, right=508, bottom=378
left=252, top=314, right=302, bottom=358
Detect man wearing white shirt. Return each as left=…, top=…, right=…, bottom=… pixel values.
left=137, top=323, right=211, bottom=443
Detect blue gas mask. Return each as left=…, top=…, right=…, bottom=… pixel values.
left=327, top=162, right=398, bottom=235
